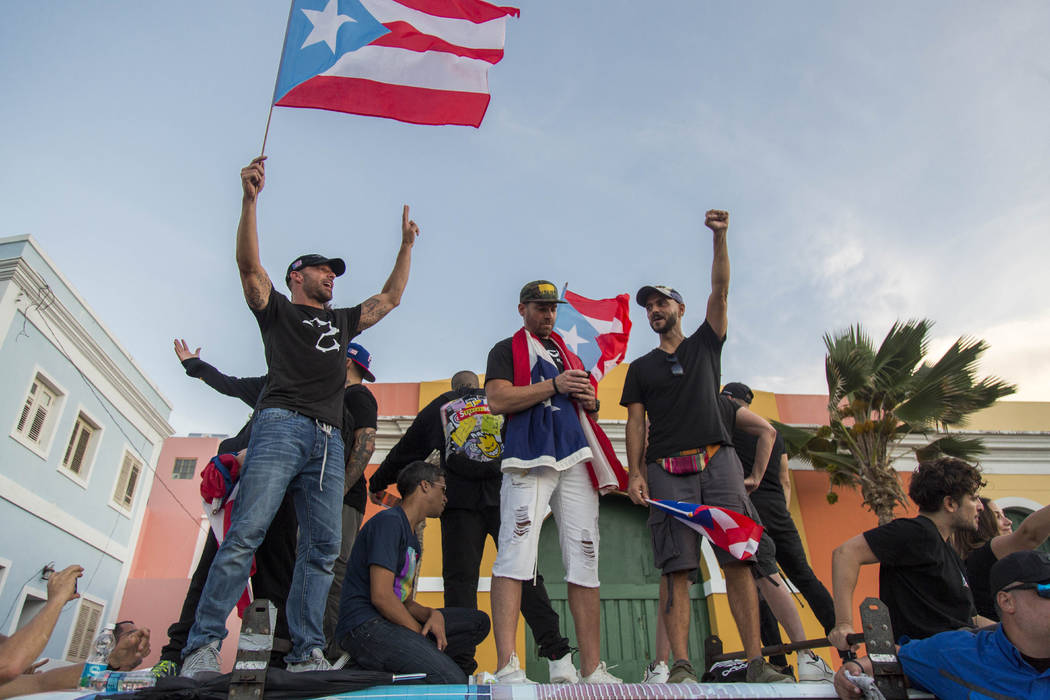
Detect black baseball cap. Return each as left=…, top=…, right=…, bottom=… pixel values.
left=721, top=382, right=754, bottom=404
left=519, top=280, right=565, bottom=304
left=286, top=254, right=347, bottom=285
left=636, top=285, right=684, bottom=307
left=991, top=550, right=1050, bottom=594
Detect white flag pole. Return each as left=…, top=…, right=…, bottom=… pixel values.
left=261, top=0, right=298, bottom=156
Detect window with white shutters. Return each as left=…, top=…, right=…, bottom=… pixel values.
left=61, top=413, right=99, bottom=478
left=16, top=379, right=57, bottom=444
left=66, top=599, right=104, bottom=662
left=112, top=452, right=143, bottom=511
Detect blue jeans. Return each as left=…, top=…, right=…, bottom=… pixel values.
left=342, top=608, right=490, bottom=683
left=184, top=408, right=345, bottom=663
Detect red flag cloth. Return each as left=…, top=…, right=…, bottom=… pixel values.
left=647, top=499, right=764, bottom=561
left=274, top=0, right=519, bottom=127
left=553, top=289, right=632, bottom=383
left=200, top=454, right=255, bottom=617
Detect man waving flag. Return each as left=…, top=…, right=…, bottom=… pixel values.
left=274, top=0, right=519, bottom=127
left=553, top=288, right=632, bottom=383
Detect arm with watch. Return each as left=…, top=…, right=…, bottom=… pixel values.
left=487, top=368, right=596, bottom=415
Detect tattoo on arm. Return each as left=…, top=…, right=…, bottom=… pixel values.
left=346, top=429, right=376, bottom=488
left=242, top=270, right=271, bottom=310
left=357, top=296, right=393, bottom=331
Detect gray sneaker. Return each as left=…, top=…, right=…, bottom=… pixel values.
left=287, top=648, right=332, bottom=673
left=667, top=659, right=698, bottom=683
left=746, top=658, right=795, bottom=683
left=179, top=641, right=221, bottom=678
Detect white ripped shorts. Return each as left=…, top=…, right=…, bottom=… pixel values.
left=491, top=462, right=600, bottom=588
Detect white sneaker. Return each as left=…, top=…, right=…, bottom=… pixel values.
left=797, top=650, right=834, bottom=682
left=548, top=651, right=579, bottom=683
left=642, top=660, right=669, bottom=683
left=179, top=640, right=221, bottom=678
left=493, top=652, right=536, bottom=684
left=581, top=660, right=623, bottom=684
left=330, top=652, right=350, bottom=670
left=287, top=648, right=332, bottom=673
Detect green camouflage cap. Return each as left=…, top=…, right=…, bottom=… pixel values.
left=519, top=280, right=566, bottom=304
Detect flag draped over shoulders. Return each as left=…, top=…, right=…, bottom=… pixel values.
left=274, top=0, right=519, bottom=127
left=503, top=328, right=627, bottom=493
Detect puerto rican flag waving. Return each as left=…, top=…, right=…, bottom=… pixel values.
left=647, top=499, right=764, bottom=561
left=553, top=289, right=632, bottom=383
left=274, top=0, right=519, bottom=127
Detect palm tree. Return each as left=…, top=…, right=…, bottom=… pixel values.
left=774, top=319, right=1016, bottom=524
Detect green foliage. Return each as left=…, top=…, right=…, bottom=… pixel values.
left=780, top=319, right=1016, bottom=523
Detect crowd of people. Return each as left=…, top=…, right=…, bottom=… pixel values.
left=4, top=157, right=1047, bottom=697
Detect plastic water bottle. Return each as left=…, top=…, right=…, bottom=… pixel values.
left=78, top=623, right=115, bottom=688
left=103, top=669, right=156, bottom=692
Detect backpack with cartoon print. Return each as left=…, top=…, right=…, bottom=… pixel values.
left=440, top=392, right=504, bottom=480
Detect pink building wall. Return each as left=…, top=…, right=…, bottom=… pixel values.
left=117, top=436, right=246, bottom=672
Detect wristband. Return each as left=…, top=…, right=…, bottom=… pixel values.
left=551, top=376, right=561, bottom=395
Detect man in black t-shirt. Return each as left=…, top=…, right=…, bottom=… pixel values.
left=322, top=343, right=378, bottom=656
left=368, top=370, right=577, bottom=682
left=155, top=341, right=296, bottom=674
left=181, top=156, right=421, bottom=677
left=829, top=457, right=993, bottom=652
left=485, top=280, right=624, bottom=684
left=620, top=210, right=791, bottom=685
left=720, top=382, right=836, bottom=638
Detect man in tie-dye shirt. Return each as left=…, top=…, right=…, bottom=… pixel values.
left=335, top=461, right=490, bottom=683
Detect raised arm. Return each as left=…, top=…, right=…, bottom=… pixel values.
left=236, top=157, right=273, bottom=311
left=0, top=565, right=81, bottom=683
left=625, top=403, right=649, bottom=505
left=357, top=205, right=420, bottom=332
left=990, top=501, right=1050, bottom=558
left=704, top=209, right=729, bottom=338
left=733, top=406, right=776, bottom=492
left=175, top=339, right=266, bottom=407
left=829, top=534, right=880, bottom=651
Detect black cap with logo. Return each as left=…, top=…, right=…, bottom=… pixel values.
left=636, top=285, right=684, bottom=307
left=286, top=254, right=347, bottom=285
left=519, top=280, right=566, bottom=304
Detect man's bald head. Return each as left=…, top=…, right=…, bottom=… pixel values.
left=451, top=370, right=479, bottom=390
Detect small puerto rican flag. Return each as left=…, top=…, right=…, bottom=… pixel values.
left=647, top=499, right=763, bottom=561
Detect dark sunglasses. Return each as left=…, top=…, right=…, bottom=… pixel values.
left=666, top=355, right=684, bottom=376
left=1002, top=582, right=1050, bottom=599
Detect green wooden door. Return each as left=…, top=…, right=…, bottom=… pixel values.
left=524, top=494, right=710, bottom=682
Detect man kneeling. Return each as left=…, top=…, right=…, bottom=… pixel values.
left=335, top=461, right=489, bottom=683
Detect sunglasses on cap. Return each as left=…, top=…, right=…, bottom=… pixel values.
left=1002, top=582, right=1050, bottom=599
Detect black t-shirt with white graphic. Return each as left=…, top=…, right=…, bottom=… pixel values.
left=620, top=320, right=732, bottom=463
left=863, top=515, right=977, bottom=641
left=485, top=335, right=564, bottom=383
left=342, top=384, right=378, bottom=513
left=252, top=286, right=361, bottom=427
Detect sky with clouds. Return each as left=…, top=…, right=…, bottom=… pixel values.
left=2, top=1, right=1048, bottom=437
